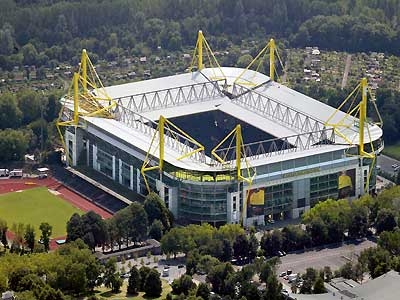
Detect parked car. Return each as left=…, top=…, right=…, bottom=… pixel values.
left=279, top=271, right=286, bottom=277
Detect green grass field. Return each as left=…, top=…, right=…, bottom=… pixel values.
left=0, top=187, right=83, bottom=237
left=383, top=143, right=400, bottom=161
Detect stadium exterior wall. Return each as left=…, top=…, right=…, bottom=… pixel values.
left=65, top=122, right=376, bottom=226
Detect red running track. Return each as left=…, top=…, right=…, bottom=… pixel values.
left=1, top=177, right=113, bottom=250
left=0, top=177, right=112, bottom=219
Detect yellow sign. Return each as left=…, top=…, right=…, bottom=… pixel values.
left=338, top=173, right=353, bottom=190
left=249, top=189, right=265, bottom=205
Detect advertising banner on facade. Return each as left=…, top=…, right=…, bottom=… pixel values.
left=247, top=188, right=265, bottom=217
left=338, top=169, right=356, bottom=199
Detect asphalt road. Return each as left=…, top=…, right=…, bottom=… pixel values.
left=277, top=239, right=376, bottom=277
left=377, top=154, right=400, bottom=176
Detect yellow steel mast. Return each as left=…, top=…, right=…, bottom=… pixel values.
left=325, top=77, right=380, bottom=193
left=56, top=49, right=117, bottom=164
left=211, top=125, right=256, bottom=224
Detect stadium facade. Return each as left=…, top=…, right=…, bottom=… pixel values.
left=58, top=32, right=383, bottom=226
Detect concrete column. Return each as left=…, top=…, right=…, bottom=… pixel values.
left=136, top=169, right=141, bottom=193
left=118, top=159, right=123, bottom=184
left=130, top=165, right=134, bottom=190
left=169, top=187, right=178, bottom=218
left=92, top=145, right=97, bottom=170
left=112, top=155, right=116, bottom=180
left=86, top=140, right=90, bottom=166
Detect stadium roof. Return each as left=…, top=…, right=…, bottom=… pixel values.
left=65, top=67, right=382, bottom=172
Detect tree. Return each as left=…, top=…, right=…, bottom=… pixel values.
left=39, top=222, right=52, bottom=252
left=24, top=224, right=35, bottom=253
left=313, top=276, right=326, bottom=294
left=17, top=90, right=42, bottom=126
left=66, top=262, right=87, bottom=295
left=196, top=282, right=210, bottom=300
left=220, top=239, right=233, bottom=262
left=233, top=234, right=249, bottom=258
left=127, top=266, right=140, bottom=295
left=139, top=266, right=151, bottom=291
left=149, top=220, right=163, bottom=241
left=144, top=269, right=162, bottom=297
left=236, top=54, right=253, bottom=68
left=128, top=203, right=148, bottom=244
left=375, top=208, right=397, bottom=234
left=348, top=206, right=369, bottom=238
left=0, top=93, right=22, bottom=129
left=308, top=217, right=328, bottom=246
left=0, top=129, right=30, bottom=161
left=66, top=213, right=83, bottom=242
left=144, top=192, right=163, bottom=225
left=359, top=247, right=391, bottom=278
left=0, top=219, right=7, bottom=248
left=207, top=262, right=234, bottom=294
left=103, top=258, right=122, bottom=292
left=161, top=228, right=182, bottom=258
left=12, top=222, right=25, bottom=252
left=248, top=232, right=259, bottom=261
left=378, top=230, right=400, bottom=255
left=260, top=232, right=273, bottom=257
left=263, top=272, right=282, bottom=300
left=81, top=211, right=108, bottom=251
left=171, top=274, right=196, bottom=295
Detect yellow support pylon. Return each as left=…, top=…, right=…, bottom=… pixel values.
left=189, top=30, right=225, bottom=80
left=141, top=115, right=205, bottom=193
left=234, top=38, right=285, bottom=86
left=325, top=78, right=379, bottom=193
left=211, top=125, right=256, bottom=224
left=56, top=49, right=117, bottom=165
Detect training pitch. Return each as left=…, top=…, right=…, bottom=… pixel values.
left=0, top=187, right=83, bottom=237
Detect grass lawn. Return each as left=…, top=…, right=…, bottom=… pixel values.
left=94, top=280, right=172, bottom=300
left=0, top=187, right=83, bottom=237
left=383, top=143, right=400, bottom=161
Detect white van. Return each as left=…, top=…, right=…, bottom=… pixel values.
left=9, top=169, right=23, bottom=177
left=0, top=169, right=9, bottom=177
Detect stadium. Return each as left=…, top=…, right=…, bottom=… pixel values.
left=57, top=31, right=383, bottom=226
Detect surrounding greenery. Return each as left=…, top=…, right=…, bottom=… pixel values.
left=66, top=193, right=170, bottom=252
left=0, top=239, right=103, bottom=298
left=0, top=187, right=83, bottom=237
left=0, top=0, right=399, bottom=70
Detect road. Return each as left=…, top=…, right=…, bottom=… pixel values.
left=377, top=154, right=400, bottom=176
left=341, top=54, right=352, bottom=89
left=277, top=239, right=376, bottom=276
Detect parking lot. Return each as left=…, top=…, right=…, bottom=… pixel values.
left=277, top=239, right=376, bottom=279
left=117, top=254, right=187, bottom=284
left=377, top=155, right=400, bottom=176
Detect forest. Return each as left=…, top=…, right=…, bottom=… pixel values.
left=0, top=0, right=400, bottom=160
left=0, top=0, right=399, bottom=69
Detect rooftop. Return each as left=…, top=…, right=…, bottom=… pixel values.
left=63, top=67, right=382, bottom=172
left=292, top=270, right=400, bottom=300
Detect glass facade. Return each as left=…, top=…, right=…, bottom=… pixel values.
left=310, top=173, right=338, bottom=206
left=97, top=148, right=113, bottom=178
left=74, top=127, right=365, bottom=225
left=178, top=181, right=232, bottom=224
